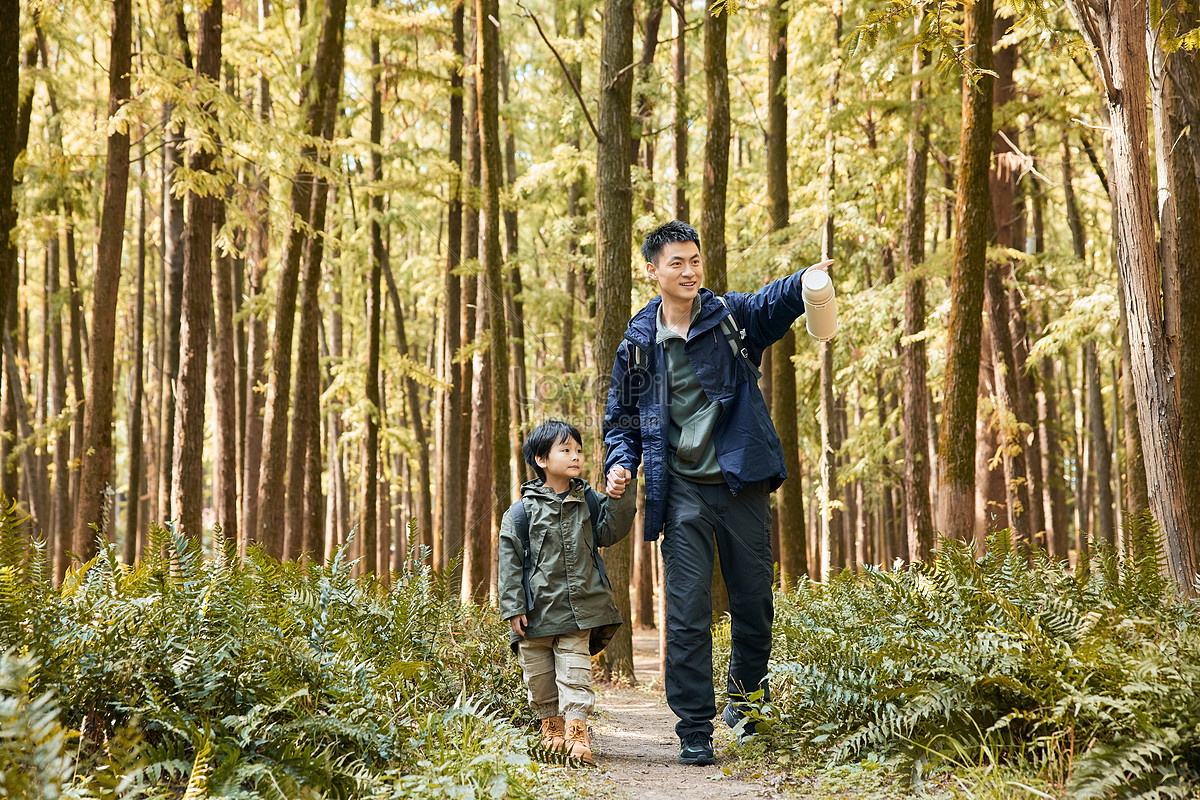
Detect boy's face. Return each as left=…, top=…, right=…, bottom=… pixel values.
left=646, top=241, right=703, bottom=305
left=536, top=435, right=584, bottom=483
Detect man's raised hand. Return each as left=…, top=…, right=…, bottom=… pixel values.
left=605, top=466, right=633, bottom=498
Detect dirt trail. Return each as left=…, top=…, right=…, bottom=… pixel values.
left=584, top=631, right=785, bottom=800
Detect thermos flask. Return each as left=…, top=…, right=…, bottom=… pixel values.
left=802, top=268, right=838, bottom=341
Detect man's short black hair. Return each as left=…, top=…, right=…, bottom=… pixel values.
left=522, top=419, right=583, bottom=482
left=642, top=219, right=700, bottom=265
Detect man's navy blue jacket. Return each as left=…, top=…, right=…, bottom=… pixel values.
left=603, top=268, right=813, bottom=540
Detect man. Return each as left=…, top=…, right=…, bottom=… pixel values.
left=602, top=219, right=831, bottom=765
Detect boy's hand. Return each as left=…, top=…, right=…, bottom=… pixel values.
left=606, top=466, right=633, bottom=498
left=510, top=614, right=527, bottom=637
left=807, top=258, right=834, bottom=274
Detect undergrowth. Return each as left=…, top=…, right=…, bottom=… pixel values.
left=763, top=518, right=1200, bottom=799
left=0, top=497, right=551, bottom=799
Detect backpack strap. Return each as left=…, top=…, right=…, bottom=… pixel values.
left=509, top=499, right=536, bottom=613
left=583, top=488, right=610, bottom=588
left=717, top=296, right=762, bottom=379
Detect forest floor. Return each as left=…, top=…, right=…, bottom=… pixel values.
left=572, top=631, right=931, bottom=800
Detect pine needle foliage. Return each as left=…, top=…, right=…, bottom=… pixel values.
left=768, top=517, right=1200, bottom=797
left=0, top=500, right=550, bottom=799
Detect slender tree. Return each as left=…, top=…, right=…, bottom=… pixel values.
left=74, top=0, right=132, bottom=556
left=172, top=0, right=223, bottom=543
left=595, top=0, right=635, bottom=682
left=818, top=1, right=843, bottom=576
left=902, top=20, right=934, bottom=561
left=766, top=0, right=805, bottom=585
left=937, top=0, right=994, bottom=541
left=1064, top=0, right=1195, bottom=591
left=0, top=0, right=18, bottom=347
left=363, top=0, right=384, bottom=573
left=672, top=1, right=688, bottom=222
left=257, top=0, right=347, bottom=557
left=700, top=6, right=729, bottom=295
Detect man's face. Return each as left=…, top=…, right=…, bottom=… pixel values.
left=647, top=241, right=703, bottom=304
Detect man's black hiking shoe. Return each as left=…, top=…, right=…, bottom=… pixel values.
left=678, top=731, right=715, bottom=765
left=722, top=702, right=758, bottom=745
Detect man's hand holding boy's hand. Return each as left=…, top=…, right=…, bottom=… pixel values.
left=510, top=614, right=527, bottom=637
left=605, top=466, right=633, bottom=499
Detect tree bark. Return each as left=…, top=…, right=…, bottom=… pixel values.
left=475, top=0, right=510, bottom=597
left=383, top=255, right=434, bottom=553
left=256, top=0, right=346, bottom=558
left=500, top=51, right=528, bottom=483
left=766, top=0, right=804, bottom=586
left=936, top=0, right=994, bottom=542
left=362, top=0, right=385, bottom=574
left=1064, top=0, right=1195, bottom=591
left=1085, top=343, right=1116, bottom=547
left=595, top=0, right=635, bottom=682
left=125, top=147, right=147, bottom=562
left=0, top=0, right=20, bottom=358
left=818, top=2, right=843, bottom=577
left=700, top=8, right=729, bottom=295
left=437, top=0, right=465, bottom=568
left=672, top=2, right=688, bottom=222
left=461, top=275, right=493, bottom=601
left=171, top=0, right=222, bottom=544
left=902, top=21, right=934, bottom=562
left=74, top=0, right=132, bottom=557
left=211, top=200, right=238, bottom=546
left=242, top=0, right=274, bottom=553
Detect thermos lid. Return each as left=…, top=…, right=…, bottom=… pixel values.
left=802, top=268, right=833, bottom=301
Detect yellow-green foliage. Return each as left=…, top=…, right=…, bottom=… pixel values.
left=766, top=519, right=1200, bottom=799
left=0, top=501, right=543, bottom=799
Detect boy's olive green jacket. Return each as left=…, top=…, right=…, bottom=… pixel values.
left=498, top=478, right=636, bottom=655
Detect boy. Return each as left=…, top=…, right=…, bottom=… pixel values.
left=602, top=219, right=832, bottom=765
left=498, top=419, right=636, bottom=766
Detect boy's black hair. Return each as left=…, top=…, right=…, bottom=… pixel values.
left=641, top=219, right=700, bottom=265
left=522, top=419, right=584, bottom=482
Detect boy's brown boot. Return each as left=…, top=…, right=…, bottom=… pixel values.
left=564, top=718, right=594, bottom=766
left=540, top=716, right=566, bottom=751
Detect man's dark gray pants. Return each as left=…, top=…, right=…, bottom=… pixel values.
left=660, top=473, right=774, bottom=738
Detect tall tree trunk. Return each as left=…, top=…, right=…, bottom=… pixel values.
left=819, top=2, right=843, bottom=577
left=473, top=0, right=510, bottom=599
left=74, top=0, right=132, bottom=557
left=242, top=0, right=273, bottom=553
left=49, top=229, right=69, bottom=577
left=700, top=8, right=729, bottom=295
left=461, top=275, right=493, bottom=601
left=902, top=21, right=934, bottom=562
left=0, top=0, right=17, bottom=344
left=257, top=0, right=346, bottom=558
left=500, top=51, right=528, bottom=482
left=1086, top=343, right=1116, bottom=546
left=766, top=0, right=804, bottom=586
left=1151, top=12, right=1200, bottom=548
left=985, top=16, right=1031, bottom=550
left=438, top=0, right=465, bottom=566
left=1064, top=0, right=1195, bottom=590
left=1038, top=344, right=1070, bottom=559
left=595, top=0, right=635, bottom=682
left=288, top=82, right=341, bottom=560
left=212, top=200, right=238, bottom=545
left=125, top=147, right=147, bottom=561
left=362, top=0, right=384, bottom=575
left=172, top=0, right=222, bottom=543
left=937, top=0, right=994, bottom=542
left=383, top=259, right=433, bottom=549
left=672, top=1, right=688, bottom=222
left=449, top=13, right=480, bottom=582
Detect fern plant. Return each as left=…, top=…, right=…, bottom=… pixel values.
left=0, top=499, right=550, bottom=799
left=766, top=516, right=1200, bottom=798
